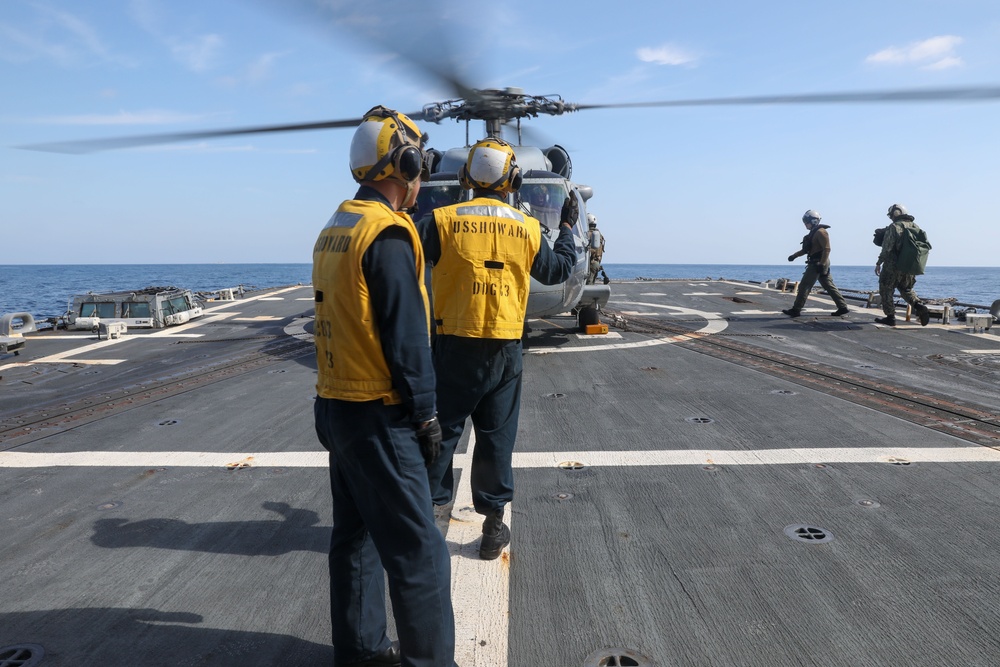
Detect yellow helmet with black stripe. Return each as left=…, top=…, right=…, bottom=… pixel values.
left=349, top=106, right=426, bottom=183
left=458, top=137, right=522, bottom=195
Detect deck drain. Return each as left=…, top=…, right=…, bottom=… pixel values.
left=640, top=366, right=659, bottom=371
left=558, top=461, right=586, bottom=470
left=770, top=389, right=797, bottom=395
left=156, top=419, right=179, bottom=427
left=856, top=499, right=881, bottom=508
left=583, top=647, right=653, bottom=667
left=545, top=392, right=566, bottom=399
left=0, top=644, right=45, bottom=666
left=856, top=364, right=877, bottom=369
left=553, top=492, right=574, bottom=500
left=784, top=524, right=834, bottom=544
left=897, top=346, right=917, bottom=350
left=96, top=501, right=122, bottom=511
left=685, top=416, right=714, bottom=424
left=268, top=369, right=287, bottom=374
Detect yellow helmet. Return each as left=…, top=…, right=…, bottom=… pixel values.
left=459, top=137, right=522, bottom=195
left=349, top=106, right=425, bottom=183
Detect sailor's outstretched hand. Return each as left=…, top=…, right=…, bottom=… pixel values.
left=560, top=196, right=579, bottom=225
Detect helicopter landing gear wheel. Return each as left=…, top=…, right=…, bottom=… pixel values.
left=577, top=305, right=600, bottom=331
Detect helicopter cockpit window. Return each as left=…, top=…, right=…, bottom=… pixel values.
left=519, top=183, right=568, bottom=229
left=414, top=184, right=464, bottom=220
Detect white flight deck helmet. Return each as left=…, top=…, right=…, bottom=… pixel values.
left=802, top=209, right=822, bottom=225
left=349, top=105, right=426, bottom=184
left=587, top=213, right=597, bottom=228
left=458, top=137, right=522, bottom=195
left=887, top=203, right=909, bottom=221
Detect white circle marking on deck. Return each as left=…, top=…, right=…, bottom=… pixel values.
left=526, top=302, right=727, bottom=354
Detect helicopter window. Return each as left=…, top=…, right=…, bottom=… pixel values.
left=80, top=302, right=116, bottom=318
left=121, top=301, right=151, bottom=318
left=519, top=183, right=568, bottom=228
left=414, top=184, right=465, bottom=220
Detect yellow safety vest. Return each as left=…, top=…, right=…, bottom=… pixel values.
left=312, top=199, right=429, bottom=403
left=432, top=198, right=542, bottom=339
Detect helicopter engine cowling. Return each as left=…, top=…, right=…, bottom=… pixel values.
left=544, top=145, right=572, bottom=179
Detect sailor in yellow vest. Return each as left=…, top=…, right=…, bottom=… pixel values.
left=416, top=137, right=577, bottom=560
left=312, top=106, right=454, bottom=667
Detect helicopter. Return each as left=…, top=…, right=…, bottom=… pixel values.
left=16, top=2, right=1000, bottom=328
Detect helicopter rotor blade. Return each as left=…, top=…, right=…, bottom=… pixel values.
left=571, top=85, right=1000, bottom=111
left=15, top=117, right=369, bottom=154
left=250, top=0, right=483, bottom=104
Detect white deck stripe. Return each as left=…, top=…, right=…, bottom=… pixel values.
left=527, top=303, right=728, bottom=354
left=4, top=446, right=1000, bottom=469
left=447, top=435, right=509, bottom=667
left=511, top=446, right=1000, bottom=467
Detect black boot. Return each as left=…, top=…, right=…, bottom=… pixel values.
left=831, top=306, right=849, bottom=316
left=781, top=308, right=801, bottom=318
left=344, top=641, right=401, bottom=666
left=874, top=316, right=896, bottom=326
left=479, top=509, right=510, bottom=560
left=916, top=303, right=930, bottom=326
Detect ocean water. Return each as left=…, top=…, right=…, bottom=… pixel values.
left=1, top=263, right=997, bottom=323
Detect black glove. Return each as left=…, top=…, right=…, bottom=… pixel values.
left=415, top=416, right=442, bottom=464
left=787, top=254, right=796, bottom=262
left=560, top=196, right=579, bottom=225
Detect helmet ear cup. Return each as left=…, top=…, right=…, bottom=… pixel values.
left=394, top=145, right=423, bottom=183
left=458, top=164, right=474, bottom=190
left=508, top=162, right=522, bottom=193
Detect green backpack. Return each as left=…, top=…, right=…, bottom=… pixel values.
left=895, top=221, right=931, bottom=276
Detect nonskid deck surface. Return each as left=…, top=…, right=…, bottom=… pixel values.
left=2, top=280, right=999, bottom=666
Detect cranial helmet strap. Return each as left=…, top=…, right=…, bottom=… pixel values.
left=362, top=151, right=394, bottom=183
left=488, top=172, right=508, bottom=191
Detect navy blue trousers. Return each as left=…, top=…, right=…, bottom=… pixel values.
left=314, top=397, right=454, bottom=667
left=427, top=335, right=523, bottom=515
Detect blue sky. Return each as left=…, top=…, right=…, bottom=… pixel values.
left=2, top=0, right=999, bottom=266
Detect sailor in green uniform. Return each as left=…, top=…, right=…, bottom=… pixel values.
left=782, top=209, right=850, bottom=318
left=875, top=203, right=931, bottom=327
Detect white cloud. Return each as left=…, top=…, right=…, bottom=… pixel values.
left=130, top=0, right=223, bottom=72
left=866, top=35, right=964, bottom=71
left=0, top=6, right=134, bottom=67
left=170, top=33, right=223, bottom=72
left=218, top=51, right=288, bottom=87
left=636, top=44, right=697, bottom=67
left=922, top=56, right=963, bottom=71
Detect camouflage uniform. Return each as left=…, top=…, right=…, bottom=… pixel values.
left=877, top=219, right=924, bottom=318
left=788, top=223, right=848, bottom=313
left=587, top=226, right=607, bottom=285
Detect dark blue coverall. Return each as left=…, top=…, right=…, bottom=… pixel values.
left=416, top=191, right=576, bottom=515
left=314, top=186, right=454, bottom=667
